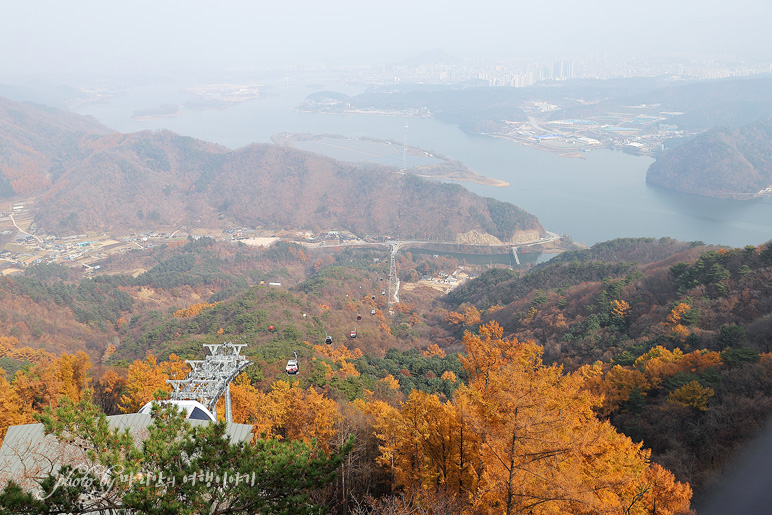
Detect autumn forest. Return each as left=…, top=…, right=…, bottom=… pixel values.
left=0, top=233, right=771, bottom=513
left=1, top=94, right=772, bottom=514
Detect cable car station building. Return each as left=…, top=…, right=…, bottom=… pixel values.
left=0, top=342, right=254, bottom=497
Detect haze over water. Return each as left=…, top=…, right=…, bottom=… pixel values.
left=78, top=80, right=772, bottom=248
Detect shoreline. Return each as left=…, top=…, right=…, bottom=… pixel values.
left=274, top=132, right=510, bottom=188
left=489, top=133, right=588, bottom=159
left=296, top=107, right=591, bottom=160
left=414, top=172, right=509, bottom=188
left=131, top=111, right=184, bottom=122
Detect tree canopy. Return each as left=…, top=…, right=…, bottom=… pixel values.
left=0, top=395, right=351, bottom=515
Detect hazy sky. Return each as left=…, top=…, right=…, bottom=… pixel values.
left=2, top=0, right=771, bottom=80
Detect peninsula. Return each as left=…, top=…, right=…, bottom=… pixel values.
left=271, top=133, right=509, bottom=187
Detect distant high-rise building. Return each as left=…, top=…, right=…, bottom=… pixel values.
left=552, top=59, right=575, bottom=80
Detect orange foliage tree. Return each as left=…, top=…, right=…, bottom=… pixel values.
left=9, top=351, right=92, bottom=411
left=0, top=370, right=33, bottom=443
left=666, top=303, right=691, bottom=326
left=581, top=347, right=722, bottom=417
left=668, top=380, right=715, bottom=411
left=610, top=299, right=631, bottom=322
left=635, top=346, right=686, bottom=389
left=313, top=344, right=363, bottom=380
left=579, top=362, right=651, bottom=416
left=0, top=349, right=95, bottom=446
left=119, top=354, right=190, bottom=413
left=423, top=344, right=446, bottom=359
left=446, top=305, right=482, bottom=328
left=371, top=322, right=692, bottom=515
left=95, top=368, right=126, bottom=415
left=228, top=372, right=262, bottom=427
left=173, top=301, right=218, bottom=318
left=233, top=379, right=340, bottom=451
left=373, top=390, right=472, bottom=497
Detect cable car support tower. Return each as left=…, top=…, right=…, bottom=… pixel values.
left=387, top=241, right=404, bottom=314
left=166, top=341, right=252, bottom=423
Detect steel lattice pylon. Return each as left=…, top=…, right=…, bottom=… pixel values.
left=167, top=341, right=252, bottom=423
left=387, top=242, right=402, bottom=313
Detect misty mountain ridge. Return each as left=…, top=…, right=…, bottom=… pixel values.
left=0, top=95, right=543, bottom=243
left=0, top=95, right=113, bottom=197
left=558, top=77, right=772, bottom=132
left=0, top=81, right=91, bottom=111
left=306, top=76, right=772, bottom=137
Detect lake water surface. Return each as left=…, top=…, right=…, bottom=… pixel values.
left=79, top=79, right=772, bottom=248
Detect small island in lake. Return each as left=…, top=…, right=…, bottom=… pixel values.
left=131, top=103, right=182, bottom=121
left=183, top=83, right=267, bottom=110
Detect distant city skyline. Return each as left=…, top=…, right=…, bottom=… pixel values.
left=2, top=0, right=772, bottom=82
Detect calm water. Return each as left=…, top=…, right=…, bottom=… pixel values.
left=79, top=79, right=772, bottom=248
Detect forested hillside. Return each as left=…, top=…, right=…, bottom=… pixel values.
left=2, top=94, right=772, bottom=515
left=0, top=237, right=462, bottom=366
left=0, top=96, right=112, bottom=197
left=647, top=116, right=772, bottom=198
left=0, top=95, right=543, bottom=242
left=0, top=320, right=692, bottom=515
left=446, top=237, right=772, bottom=506
left=1, top=235, right=771, bottom=512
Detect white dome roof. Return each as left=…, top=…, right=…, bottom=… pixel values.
left=138, top=400, right=216, bottom=421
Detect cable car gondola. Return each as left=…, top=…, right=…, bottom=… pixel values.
left=370, top=309, right=376, bottom=315
left=286, top=351, right=299, bottom=375
left=357, top=312, right=362, bottom=320
left=350, top=328, right=357, bottom=339
left=325, top=335, right=333, bottom=345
